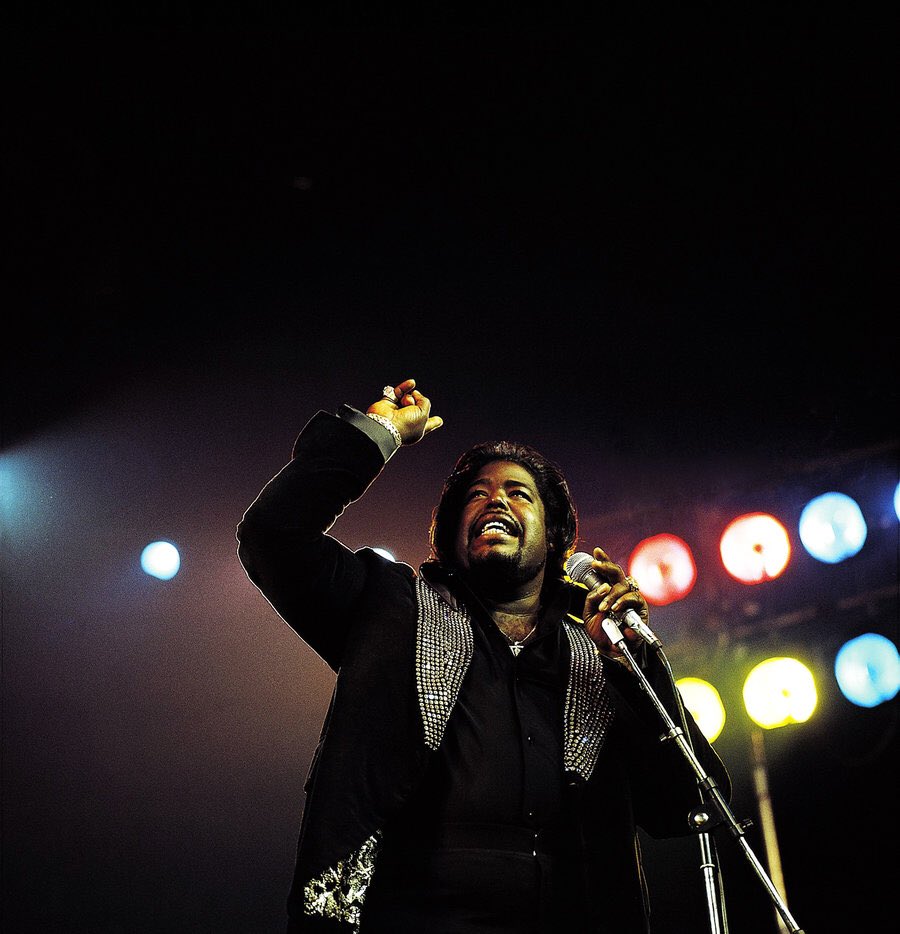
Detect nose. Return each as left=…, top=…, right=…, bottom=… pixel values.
left=485, top=489, right=510, bottom=510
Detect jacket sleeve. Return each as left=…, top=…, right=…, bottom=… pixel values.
left=604, top=648, right=733, bottom=839
left=236, top=406, right=401, bottom=669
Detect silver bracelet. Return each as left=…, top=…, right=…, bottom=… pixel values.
left=365, top=412, right=402, bottom=449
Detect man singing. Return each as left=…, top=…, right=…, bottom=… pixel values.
left=236, top=377, right=730, bottom=933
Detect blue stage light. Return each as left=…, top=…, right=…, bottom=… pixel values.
left=140, top=541, right=181, bottom=580
left=798, top=492, right=867, bottom=564
left=834, top=633, right=900, bottom=708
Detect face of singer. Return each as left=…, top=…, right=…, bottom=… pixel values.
left=453, top=460, right=549, bottom=587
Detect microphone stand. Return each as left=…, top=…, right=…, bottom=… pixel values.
left=660, top=645, right=730, bottom=934
left=602, top=616, right=806, bottom=934
left=697, top=827, right=730, bottom=934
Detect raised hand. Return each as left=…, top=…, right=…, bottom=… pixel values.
left=367, top=378, right=443, bottom=445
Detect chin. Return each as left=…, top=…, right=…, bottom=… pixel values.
left=470, top=548, right=517, bottom=568
left=466, top=549, right=542, bottom=586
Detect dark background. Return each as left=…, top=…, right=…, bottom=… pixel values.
left=4, top=8, right=897, bottom=933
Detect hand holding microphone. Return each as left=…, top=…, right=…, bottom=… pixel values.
left=564, top=549, right=663, bottom=652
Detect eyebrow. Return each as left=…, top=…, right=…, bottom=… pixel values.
left=467, top=476, right=538, bottom=493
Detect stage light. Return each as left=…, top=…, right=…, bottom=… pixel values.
left=834, top=633, right=900, bottom=708
left=628, top=534, right=697, bottom=605
left=720, top=513, right=791, bottom=584
left=371, top=547, right=396, bottom=562
left=798, top=492, right=867, bottom=564
left=743, top=657, right=817, bottom=729
left=140, top=541, right=181, bottom=580
left=894, top=481, right=900, bottom=522
left=676, top=677, right=726, bottom=742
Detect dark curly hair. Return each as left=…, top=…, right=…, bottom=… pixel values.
left=427, top=440, right=578, bottom=579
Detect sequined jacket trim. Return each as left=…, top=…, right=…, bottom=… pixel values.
left=414, top=576, right=476, bottom=749
left=561, top=620, right=615, bottom=780
left=302, top=832, right=381, bottom=931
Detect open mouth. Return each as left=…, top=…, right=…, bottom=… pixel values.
left=471, top=516, right=519, bottom=541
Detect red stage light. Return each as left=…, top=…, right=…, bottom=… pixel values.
left=719, top=512, right=791, bottom=584
left=628, top=533, right=697, bottom=605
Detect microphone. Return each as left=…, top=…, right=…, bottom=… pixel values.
left=564, top=552, right=663, bottom=649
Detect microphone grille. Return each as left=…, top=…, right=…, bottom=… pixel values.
left=563, top=551, right=594, bottom=584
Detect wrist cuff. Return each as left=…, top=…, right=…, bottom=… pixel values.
left=336, top=404, right=401, bottom=461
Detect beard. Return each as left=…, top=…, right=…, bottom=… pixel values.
left=463, top=544, right=546, bottom=595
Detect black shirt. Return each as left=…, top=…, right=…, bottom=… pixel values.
left=360, top=580, right=577, bottom=933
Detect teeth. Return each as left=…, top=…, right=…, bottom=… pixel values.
left=480, top=520, right=514, bottom=534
